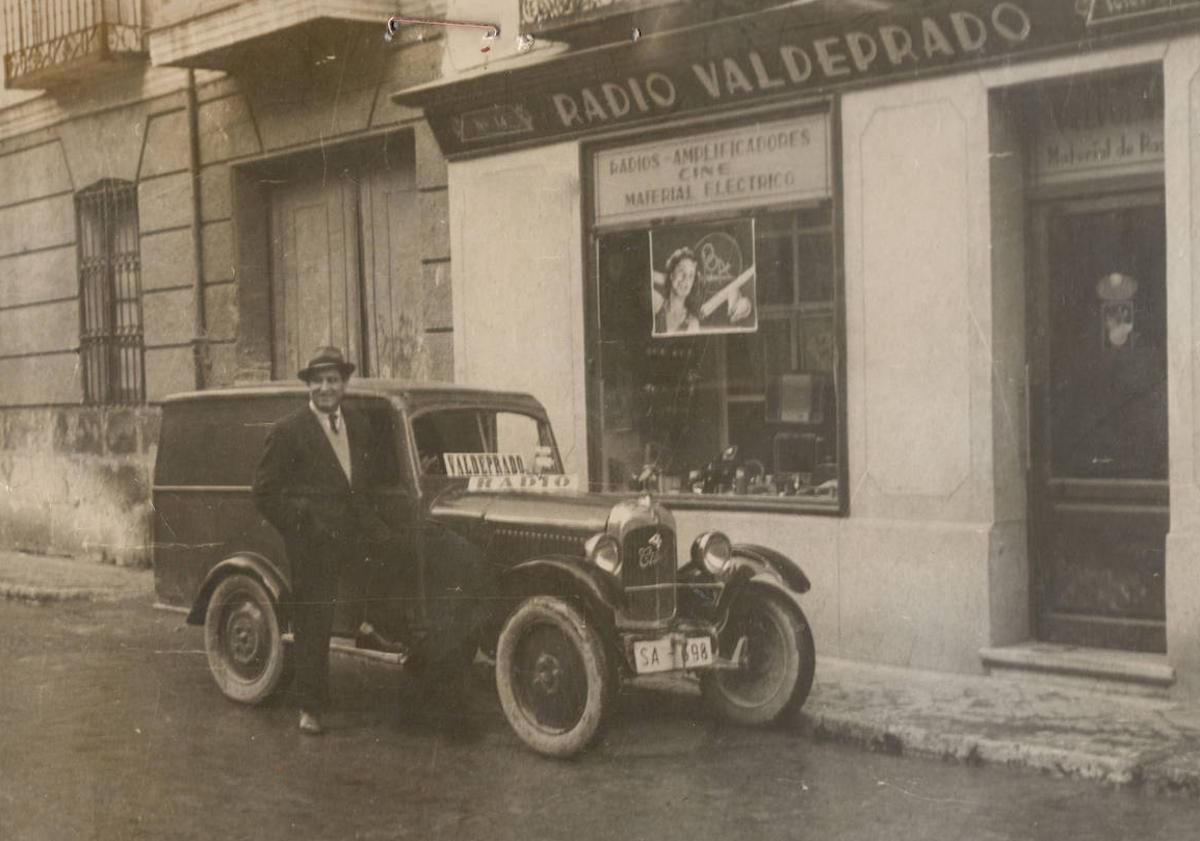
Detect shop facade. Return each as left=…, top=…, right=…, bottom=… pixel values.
left=400, top=0, right=1200, bottom=696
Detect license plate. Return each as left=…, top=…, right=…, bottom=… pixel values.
left=633, top=635, right=714, bottom=674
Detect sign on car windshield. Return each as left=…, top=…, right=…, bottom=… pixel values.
left=467, top=474, right=580, bottom=492
left=444, top=452, right=526, bottom=477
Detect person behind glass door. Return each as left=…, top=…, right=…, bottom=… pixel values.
left=654, top=247, right=702, bottom=335
left=1065, top=272, right=1167, bottom=479
left=1099, top=273, right=1166, bottom=477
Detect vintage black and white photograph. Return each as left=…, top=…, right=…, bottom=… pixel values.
left=2, top=1, right=1200, bottom=839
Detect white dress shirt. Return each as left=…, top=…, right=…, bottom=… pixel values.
left=309, top=401, right=352, bottom=483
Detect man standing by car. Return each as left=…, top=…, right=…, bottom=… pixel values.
left=253, top=346, right=404, bottom=735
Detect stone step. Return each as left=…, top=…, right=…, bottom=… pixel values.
left=980, top=643, right=1176, bottom=699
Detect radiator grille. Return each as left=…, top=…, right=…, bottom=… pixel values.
left=621, top=525, right=676, bottom=623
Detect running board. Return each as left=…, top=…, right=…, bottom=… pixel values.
left=282, top=632, right=410, bottom=667
left=152, top=602, right=189, bottom=615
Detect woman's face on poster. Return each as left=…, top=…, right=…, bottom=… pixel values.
left=670, top=257, right=697, bottom=299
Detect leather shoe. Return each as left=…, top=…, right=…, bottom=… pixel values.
left=357, top=622, right=412, bottom=661
left=298, top=710, right=323, bottom=735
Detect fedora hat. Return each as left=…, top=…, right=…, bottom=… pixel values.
left=298, top=346, right=356, bottom=382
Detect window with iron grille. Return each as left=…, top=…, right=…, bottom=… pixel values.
left=76, top=179, right=144, bottom=404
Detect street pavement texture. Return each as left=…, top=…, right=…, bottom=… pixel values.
left=2, top=595, right=1198, bottom=841
left=2, top=548, right=1200, bottom=804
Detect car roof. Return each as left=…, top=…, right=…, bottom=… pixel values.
left=160, top=379, right=547, bottom=415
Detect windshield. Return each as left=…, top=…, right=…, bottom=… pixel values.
left=411, top=409, right=561, bottom=477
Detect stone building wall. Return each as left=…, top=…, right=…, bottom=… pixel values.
left=0, top=30, right=449, bottom=563
left=0, top=407, right=158, bottom=565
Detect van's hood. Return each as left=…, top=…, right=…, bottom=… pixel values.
left=429, top=488, right=613, bottom=535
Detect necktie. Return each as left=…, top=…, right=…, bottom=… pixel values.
left=329, top=413, right=339, bottom=434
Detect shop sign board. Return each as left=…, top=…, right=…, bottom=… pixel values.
left=521, top=0, right=680, bottom=35
left=1085, top=0, right=1200, bottom=26
left=1031, top=76, right=1164, bottom=185
left=594, top=115, right=829, bottom=226
left=452, top=104, right=536, bottom=144
left=404, top=0, right=1200, bottom=158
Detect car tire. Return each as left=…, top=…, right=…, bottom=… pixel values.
left=700, top=589, right=815, bottom=727
left=204, top=574, right=290, bottom=704
left=495, top=596, right=611, bottom=759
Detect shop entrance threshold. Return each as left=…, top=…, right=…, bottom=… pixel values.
left=981, top=643, right=1175, bottom=699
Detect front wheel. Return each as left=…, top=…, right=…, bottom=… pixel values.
left=204, top=574, right=290, bottom=704
left=700, top=589, right=815, bottom=726
left=495, top=596, right=611, bottom=759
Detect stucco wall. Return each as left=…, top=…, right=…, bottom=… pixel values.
left=0, top=68, right=197, bottom=564
left=448, top=141, right=590, bottom=478
left=0, top=407, right=157, bottom=566
left=1164, top=34, right=1200, bottom=697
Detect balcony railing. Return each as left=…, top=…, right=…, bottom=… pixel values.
left=3, top=0, right=145, bottom=89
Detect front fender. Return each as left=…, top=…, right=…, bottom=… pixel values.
left=730, top=544, right=811, bottom=594
left=491, top=556, right=623, bottom=658
left=501, top=556, right=623, bottom=613
left=187, top=553, right=289, bottom=626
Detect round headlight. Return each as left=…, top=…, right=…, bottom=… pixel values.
left=585, top=533, right=621, bottom=576
left=692, top=531, right=733, bottom=579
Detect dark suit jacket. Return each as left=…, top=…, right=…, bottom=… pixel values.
left=253, top=405, right=388, bottom=576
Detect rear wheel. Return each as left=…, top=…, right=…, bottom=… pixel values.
left=701, top=590, right=814, bottom=726
left=204, top=574, right=290, bottom=704
left=495, top=596, right=611, bottom=758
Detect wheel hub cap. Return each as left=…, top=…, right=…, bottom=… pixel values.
left=226, top=604, right=263, bottom=667
left=532, top=652, right=562, bottom=695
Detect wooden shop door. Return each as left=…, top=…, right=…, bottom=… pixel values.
left=1028, top=192, right=1168, bottom=652
left=270, top=175, right=364, bottom=380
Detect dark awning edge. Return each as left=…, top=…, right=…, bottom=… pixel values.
left=392, top=0, right=885, bottom=109
left=393, top=0, right=1200, bottom=159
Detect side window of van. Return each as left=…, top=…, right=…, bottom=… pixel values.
left=346, top=398, right=404, bottom=488
left=156, top=395, right=406, bottom=489
left=156, top=397, right=299, bottom=487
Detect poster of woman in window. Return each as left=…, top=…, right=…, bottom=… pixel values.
left=650, top=219, right=758, bottom=337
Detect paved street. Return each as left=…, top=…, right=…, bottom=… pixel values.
left=0, top=594, right=1196, bottom=841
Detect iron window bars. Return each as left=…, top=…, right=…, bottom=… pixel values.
left=76, top=179, right=144, bottom=404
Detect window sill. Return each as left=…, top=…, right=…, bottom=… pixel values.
left=590, top=490, right=843, bottom=516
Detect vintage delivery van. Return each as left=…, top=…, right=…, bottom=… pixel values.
left=152, top=380, right=816, bottom=757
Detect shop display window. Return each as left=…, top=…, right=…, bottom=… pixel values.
left=593, top=205, right=841, bottom=508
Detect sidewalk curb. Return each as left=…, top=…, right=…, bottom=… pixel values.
left=800, top=710, right=1200, bottom=797
left=0, top=582, right=96, bottom=604
left=1140, top=751, right=1200, bottom=798
left=0, top=577, right=152, bottom=605
left=0, top=550, right=155, bottom=606
left=635, top=672, right=1200, bottom=798
left=796, top=710, right=1141, bottom=786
